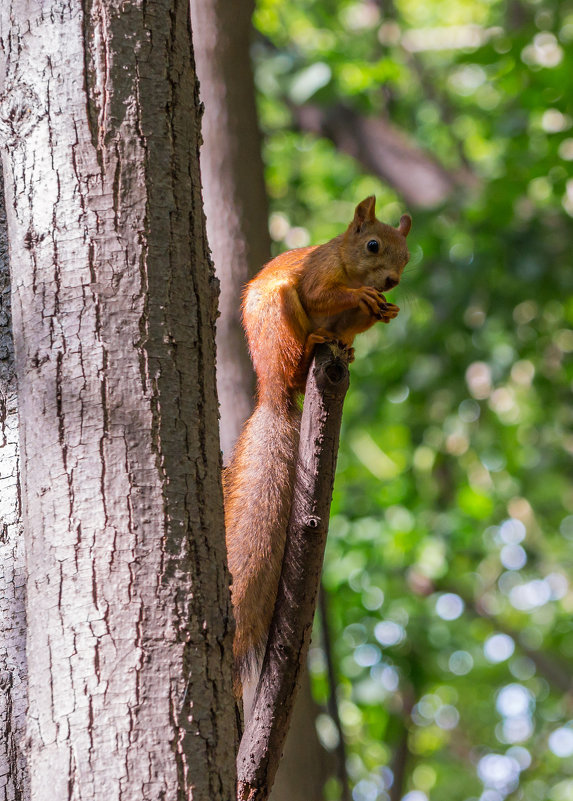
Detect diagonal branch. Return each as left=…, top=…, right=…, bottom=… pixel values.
left=470, top=592, right=573, bottom=698
left=291, top=103, right=479, bottom=209
left=411, top=574, right=573, bottom=699
left=237, top=343, right=350, bottom=801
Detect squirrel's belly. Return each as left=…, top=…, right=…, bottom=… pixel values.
left=310, top=313, right=338, bottom=331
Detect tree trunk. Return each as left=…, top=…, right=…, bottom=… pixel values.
left=0, top=3, right=236, bottom=800
left=0, top=163, right=28, bottom=801
left=190, top=4, right=334, bottom=798
left=190, top=0, right=271, bottom=460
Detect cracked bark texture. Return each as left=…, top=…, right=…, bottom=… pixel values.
left=0, top=163, right=28, bottom=801
left=0, top=2, right=236, bottom=800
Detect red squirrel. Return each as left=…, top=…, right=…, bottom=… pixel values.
left=223, top=196, right=411, bottom=689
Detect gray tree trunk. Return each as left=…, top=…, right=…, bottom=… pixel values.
left=0, top=163, right=28, bottom=801
left=0, top=3, right=236, bottom=800
left=190, top=0, right=270, bottom=460
left=190, top=4, right=332, bottom=799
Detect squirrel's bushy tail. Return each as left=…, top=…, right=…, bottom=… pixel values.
left=223, top=396, right=301, bottom=683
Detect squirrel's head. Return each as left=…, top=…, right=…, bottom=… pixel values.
left=342, top=196, right=411, bottom=291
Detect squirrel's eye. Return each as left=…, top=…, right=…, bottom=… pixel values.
left=367, top=240, right=379, bottom=253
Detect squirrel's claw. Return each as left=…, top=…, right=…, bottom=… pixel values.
left=376, top=302, right=400, bottom=323
left=355, top=286, right=387, bottom=316
left=355, top=287, right=401, bottom=324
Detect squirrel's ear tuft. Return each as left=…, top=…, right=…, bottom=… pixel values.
left=352, top=196, right=376, bottom=232
left=398, top=214, right=411, bottom=238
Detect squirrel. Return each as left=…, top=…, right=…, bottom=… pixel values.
left=223, top=195, right=411, bottom=691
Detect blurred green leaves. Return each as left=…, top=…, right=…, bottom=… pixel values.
left=253, top=0, right=573, bottom=799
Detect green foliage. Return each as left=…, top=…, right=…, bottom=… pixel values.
left=254, top=1, right=573, bottom=799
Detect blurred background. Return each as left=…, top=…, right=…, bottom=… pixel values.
left=195, top=1, right=573, bottom=799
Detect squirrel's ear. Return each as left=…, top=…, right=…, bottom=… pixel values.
left=398, top=214, right=411, bottom=238
left=352, top=196, right=376, bottom=232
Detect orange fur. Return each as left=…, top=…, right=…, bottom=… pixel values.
left=223, top=197, right=411, bottom=691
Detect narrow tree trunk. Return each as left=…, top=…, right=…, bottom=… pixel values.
left=190, top=6, right=334, bottom=799
left=190, top=0, right=271, bottom=459
left=0, top=163, right=28, bottom=801
left=0, top=3, right=236, bottom=799
left=190, top=7, right=345, bottom=797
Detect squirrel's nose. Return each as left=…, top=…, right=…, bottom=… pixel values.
left=384, top=276, right=399, bottom=290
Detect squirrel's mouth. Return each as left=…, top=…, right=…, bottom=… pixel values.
left=383, top=276, right=399, bottom=290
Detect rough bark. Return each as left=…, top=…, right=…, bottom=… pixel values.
left=237, top=344, right=350, bottom=801
left=0, top=3, right=236, bottom=800
left=242, top=661, right=335, bottom=801
left=292, top=103, right=478, bottom=209
left=0, top=162, right=28, bottom=801
left=190, top=0, right=270, bottom=460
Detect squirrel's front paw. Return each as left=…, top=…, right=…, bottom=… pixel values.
left=355, top=287, right=399, bottom=323
left=355, top=286, right=386, bottom=315
left=376, top=302, right=400, bottom=324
